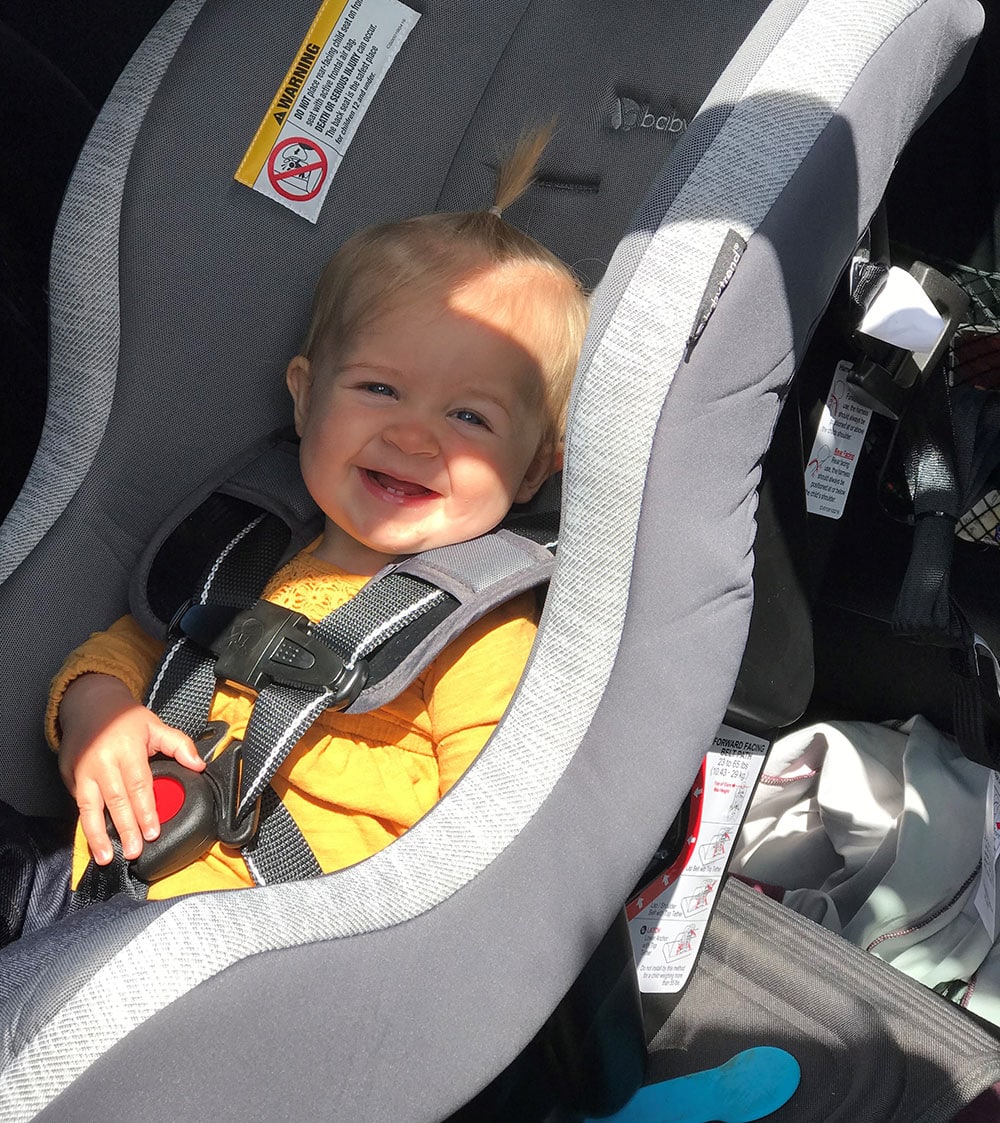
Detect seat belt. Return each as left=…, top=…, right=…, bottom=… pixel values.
left=841, top=252, right=1000, bottom=767
left=72, top=442, right=558, bottom=900
left=890, top=332, right=1000, bottom=767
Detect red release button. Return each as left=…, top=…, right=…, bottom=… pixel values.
left=152, top=775, right=186, bottom=823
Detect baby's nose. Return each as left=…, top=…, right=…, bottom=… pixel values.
left=382, top=417, right=439, bottom=456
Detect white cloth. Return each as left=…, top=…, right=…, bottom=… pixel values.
left=732, top=716, right=1000, bottom=1025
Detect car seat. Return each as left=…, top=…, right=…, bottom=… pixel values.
left=0, top=0, right=170, bottom=526
left=0, top=0, right=992, bottom=1120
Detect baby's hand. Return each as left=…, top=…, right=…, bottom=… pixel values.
left=57, top=673, right=206, bottom=865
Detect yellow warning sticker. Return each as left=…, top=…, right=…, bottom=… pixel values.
left=236, top=0, right=419, bottom=223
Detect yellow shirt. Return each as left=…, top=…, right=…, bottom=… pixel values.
left=47, top=549, right=539, bottom=900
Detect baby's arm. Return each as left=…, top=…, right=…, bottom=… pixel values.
left=57, top=674, right=205, bottom=865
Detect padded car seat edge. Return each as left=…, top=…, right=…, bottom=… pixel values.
left=0, top=0, right=207, bottom=587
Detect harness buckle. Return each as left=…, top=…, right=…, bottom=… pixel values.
left=205, top=740, right=261, bottom=848
left=124, top=726, right=261, bottom=883
left=173, top=599, right=368, bottom=705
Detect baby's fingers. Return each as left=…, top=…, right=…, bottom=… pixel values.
left=151, top=723, right=205, bottom=772
left=75, top=777, right=119, bottom=866
left=118, top=751, right=161, bottom=849
left=102, top=781, right=146, bottom=861
left=81, top=757, right=156, bottom=864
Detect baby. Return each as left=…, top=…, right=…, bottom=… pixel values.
left=41, top=126, right=590, bottom=908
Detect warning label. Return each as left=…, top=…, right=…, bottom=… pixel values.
left=268, top=137, right=329, bottom=200
left=236, top=0, right=419, bottom=222
left=804, top=360, right=873, bottom=520
left=626, top=725, right=768, bottom=994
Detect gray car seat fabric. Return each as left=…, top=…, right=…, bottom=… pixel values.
left=0, top=0, right=206, bottom=586
left=650, top=879, right=1000, bottom=1123
left=0, top=0, right=775, bottom=816
left=0, top=0, right=769, bottom=591
left=0, top=0, right=985, bottom=1119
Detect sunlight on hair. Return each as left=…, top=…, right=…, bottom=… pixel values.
left=300, top=121, right=589, bottom=448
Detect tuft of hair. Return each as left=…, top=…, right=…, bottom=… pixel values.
left=493, top=118, right=556, bottom=216
left=301, top=121, right=588, bottom=448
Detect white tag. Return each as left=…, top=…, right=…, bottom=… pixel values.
left=627, top=725, right=768, bottom=994
left=858, top=266, right=946, bottom=352
left=235, top=0, right=419, bottom=222
left=975, top=769, right=1000, bottom=939
left=804, top=360, right=873, bottom=520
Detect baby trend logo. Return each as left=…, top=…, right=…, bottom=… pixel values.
left=612, top=96, right=688, bottom=134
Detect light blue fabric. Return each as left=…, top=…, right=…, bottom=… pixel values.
left=583, top=1048, right=800, bottom=1123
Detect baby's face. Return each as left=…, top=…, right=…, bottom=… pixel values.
left=288, top=267, right=553, bottom=575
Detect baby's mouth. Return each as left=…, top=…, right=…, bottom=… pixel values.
left=365, top=469, right=433, bottom=499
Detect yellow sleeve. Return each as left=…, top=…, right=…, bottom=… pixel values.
left=46, top=615, right=166, bottom=749
left=425, top=590, right=539, bottom=797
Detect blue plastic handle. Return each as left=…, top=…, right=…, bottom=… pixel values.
left=583, top=1046, right=801, bottom=1123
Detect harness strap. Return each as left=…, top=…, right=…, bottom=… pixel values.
left=70, top=430, right=559, bottom=897
left=891, top=362, right=963, bottom=643
left=147, top=512, right=291, bottom=736
left=76, top=510, right=557, bottom=897
left=69, top=838, right=151, bottom=909
left=235, top=571, right=454, bottom=820
left=243, top=789, right=323, bottom=884
left=891, top=337, right=1000, bottom=767
left=229, top=526, right=555, bottom=883
left=72, top=512, right=295, bottom=904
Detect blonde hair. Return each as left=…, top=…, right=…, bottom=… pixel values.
left=301, top=123, right=588, bottom=447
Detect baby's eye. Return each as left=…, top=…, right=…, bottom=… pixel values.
left=451, top=408, right=488, bottom=428
left=362, top=382, right=396, bottom=398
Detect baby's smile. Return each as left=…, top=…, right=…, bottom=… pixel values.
left=362, top=468, right=436, bottom=503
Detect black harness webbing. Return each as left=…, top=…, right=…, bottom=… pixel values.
left=891, top=343, right=1000, bottom=767
left=72, top=435, right=559, bottom=902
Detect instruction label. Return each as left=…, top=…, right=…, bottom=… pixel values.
left=975, top=768, right=1000, bottom=939
left=804, top=360, right=873, bottom=520
left=626, top=725, right=768, bottom=994
left=235, top=0, right=419, bottom=222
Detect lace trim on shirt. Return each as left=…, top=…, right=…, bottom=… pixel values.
left=262, top=551, right=369, bottom=623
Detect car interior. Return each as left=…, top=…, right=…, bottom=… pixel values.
left=1, top=0, right=999, bottom=1120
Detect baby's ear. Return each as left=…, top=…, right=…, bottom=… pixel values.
left=285, top=356, right=312, bottom=436
left=514, top=439, right=558, bottom=504
left=548, top=439, right=564, bottom=476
